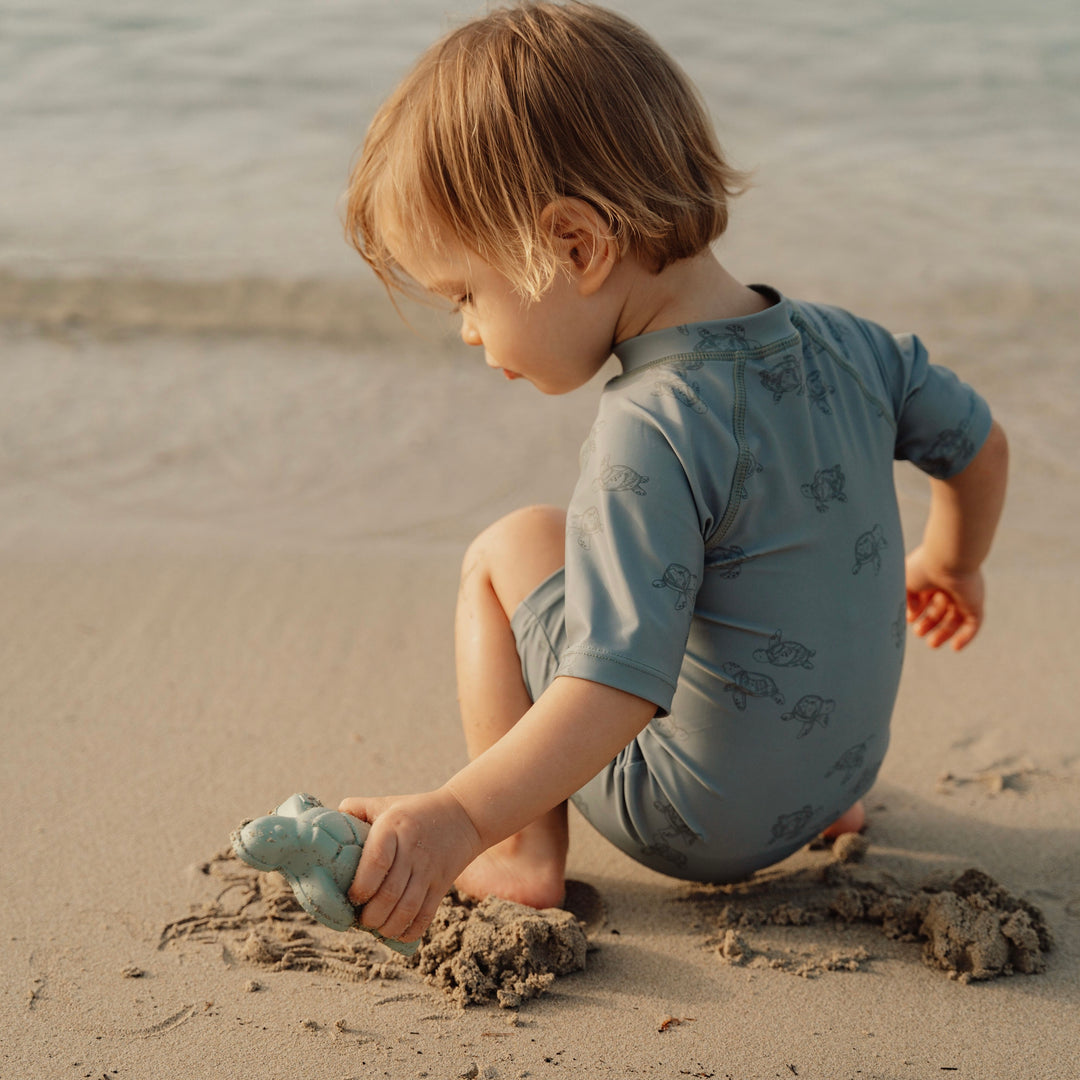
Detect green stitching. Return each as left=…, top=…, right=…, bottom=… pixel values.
left=706, top=358, right=748, bottom=550
left=790, top=310, right=895, bottom=429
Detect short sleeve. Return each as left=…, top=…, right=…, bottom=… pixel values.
left=891, top=333, right=993, bottom=479
left=557, top=403, right=707, bottom=716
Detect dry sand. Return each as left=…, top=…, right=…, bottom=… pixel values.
left=2, top=282, right=1079, bottom=1078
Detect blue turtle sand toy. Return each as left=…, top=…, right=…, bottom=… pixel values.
left=230, top=792, right=419, bottom=957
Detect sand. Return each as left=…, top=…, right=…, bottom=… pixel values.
left=3, top=284, right=1079, bottom=1077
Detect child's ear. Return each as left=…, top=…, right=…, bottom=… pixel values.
left=541, top=199, right=617, bottom=297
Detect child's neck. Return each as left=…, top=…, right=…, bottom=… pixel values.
left=613, top=250, right=770, bottom=344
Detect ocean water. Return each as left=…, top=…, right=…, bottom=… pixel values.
left=2, top=0, right=1076, bottom=289
left=1, top=0, right=1077, bottom=555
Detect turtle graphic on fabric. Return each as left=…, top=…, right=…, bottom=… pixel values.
left=652, top=562, right=699, bottom=610
left=922, top=426, right=976, bottom=480
left=578, top=420, right=604, bottom=469
left=654, top=797, right=699, bottom=846
left=570, top=506, right=604, bottom=550
left=753, top=629, right=816, bottom=670
left=781, top=694, right=836, bottom=738
left=641, top=796, right=699, bottom=869
left=720, top=660, right=785, bottom=710
left=852, top=524, right=887, bottom=575
left=710, top=544, right=747, bottom=579
left=815, top=308, right=852, bottom=354
left=801, top=464, right=847, bottom=512
left=693, top=324, right=763, bottom=352
left=640, top=838, right=689, bottom=869
left=768, top=804, right=818, bottom=844
left=759, top=354, right=803, bottom=403
left=736, top=450, right=765, bottom=499
left=825, top=740, right=869, bottom=784
left=593, top=456, right=649, bottom=495
left=652, top=373, right=709, bottom=413
left=806, top=369, right=836, bottom=414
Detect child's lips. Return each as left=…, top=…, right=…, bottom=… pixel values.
left=503, top=369, right=521, bottom=380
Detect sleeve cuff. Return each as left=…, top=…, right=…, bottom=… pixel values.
left=556, top=646, right=677, bottom=717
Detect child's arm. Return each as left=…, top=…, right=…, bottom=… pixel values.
left=905, top=419, right=1008, bottom=650
left=339, top=677, right=656, bottom=942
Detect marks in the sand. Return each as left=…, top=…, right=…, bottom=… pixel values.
left=688, top=852, right=1053, bottom=983
left=936, top=756, right=1049, bottom=796
left=117, top=1002, right=202, bottom=1039
left=160, top=850, right=590, bottom=1008
left=26, top=976, right=45, bottom=1010
left=159, top=848, right=407, bottom=983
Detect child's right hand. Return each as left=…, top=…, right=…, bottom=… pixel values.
left=338, top=787, right=484, bottom=944
left=904, top=544, right=985, bottom=651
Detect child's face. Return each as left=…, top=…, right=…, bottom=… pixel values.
left=390, top=225, right=618, bottom=395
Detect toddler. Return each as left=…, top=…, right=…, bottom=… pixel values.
left=336, top=1, right=1008, bottom=945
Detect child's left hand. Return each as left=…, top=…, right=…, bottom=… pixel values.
left=338, top=787, right=483, bottom=943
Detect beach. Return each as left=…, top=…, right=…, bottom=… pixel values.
left=3, top=1, right=1079, bottom=1076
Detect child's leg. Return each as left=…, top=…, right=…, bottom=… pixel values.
left=453, top=505, right=569, bottom=909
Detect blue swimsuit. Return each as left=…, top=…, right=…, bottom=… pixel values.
left=510, top=286, right=992, bottom=882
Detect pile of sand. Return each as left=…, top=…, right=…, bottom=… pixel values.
left=404, top=889, right=588, bottom=1008
left=161, top=851, right=588, bottom=1007
left=696, top=855, right=1052, bottom=983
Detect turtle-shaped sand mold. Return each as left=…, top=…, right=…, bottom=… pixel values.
left=231, top=792, right=418, bottom=956
left=594, top=456, right=649, bottom=495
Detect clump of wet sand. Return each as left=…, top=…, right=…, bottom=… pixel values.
left=161, top=851, right=587, bottom=1006
left=695, top=853, right=1052, bottom=983
left=405, top=889, right=588, bottom=1008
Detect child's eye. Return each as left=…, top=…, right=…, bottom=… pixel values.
left=452, top=293, right=473, bottom=313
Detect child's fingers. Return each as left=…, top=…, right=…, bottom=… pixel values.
left=357, top=847, right=412, bottom=929
left=946, top=616, right=979, bottom=651
left=911, top=590, right=949, bottom=637
left=373, top=873, right=431, bottom=941
left=347, top=828, right=398, bottom=906
left=339, top=796, right=380, bottom=823
left=400, top=888, right=446, bottom=943
left=924, top=604, right=964, bottom=648
left=906, top=588, right=933, bottom=622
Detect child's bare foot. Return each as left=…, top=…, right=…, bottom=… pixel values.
left=821, top=800, right=866, bottom=840
left=454, top=807, right=568, bottom=910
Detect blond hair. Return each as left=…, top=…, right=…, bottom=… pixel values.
left=345, top=1, right=747, bottom=301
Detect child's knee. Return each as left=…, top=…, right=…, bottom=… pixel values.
left=463, top=505, right=565, bottom=613
left=466, top=506, right=564, bottom=564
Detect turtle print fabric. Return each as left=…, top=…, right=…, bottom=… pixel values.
left=520, top=285, right=992, bottom=883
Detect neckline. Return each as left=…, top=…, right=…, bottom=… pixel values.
left=613, top=285, right=795, bottom=373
